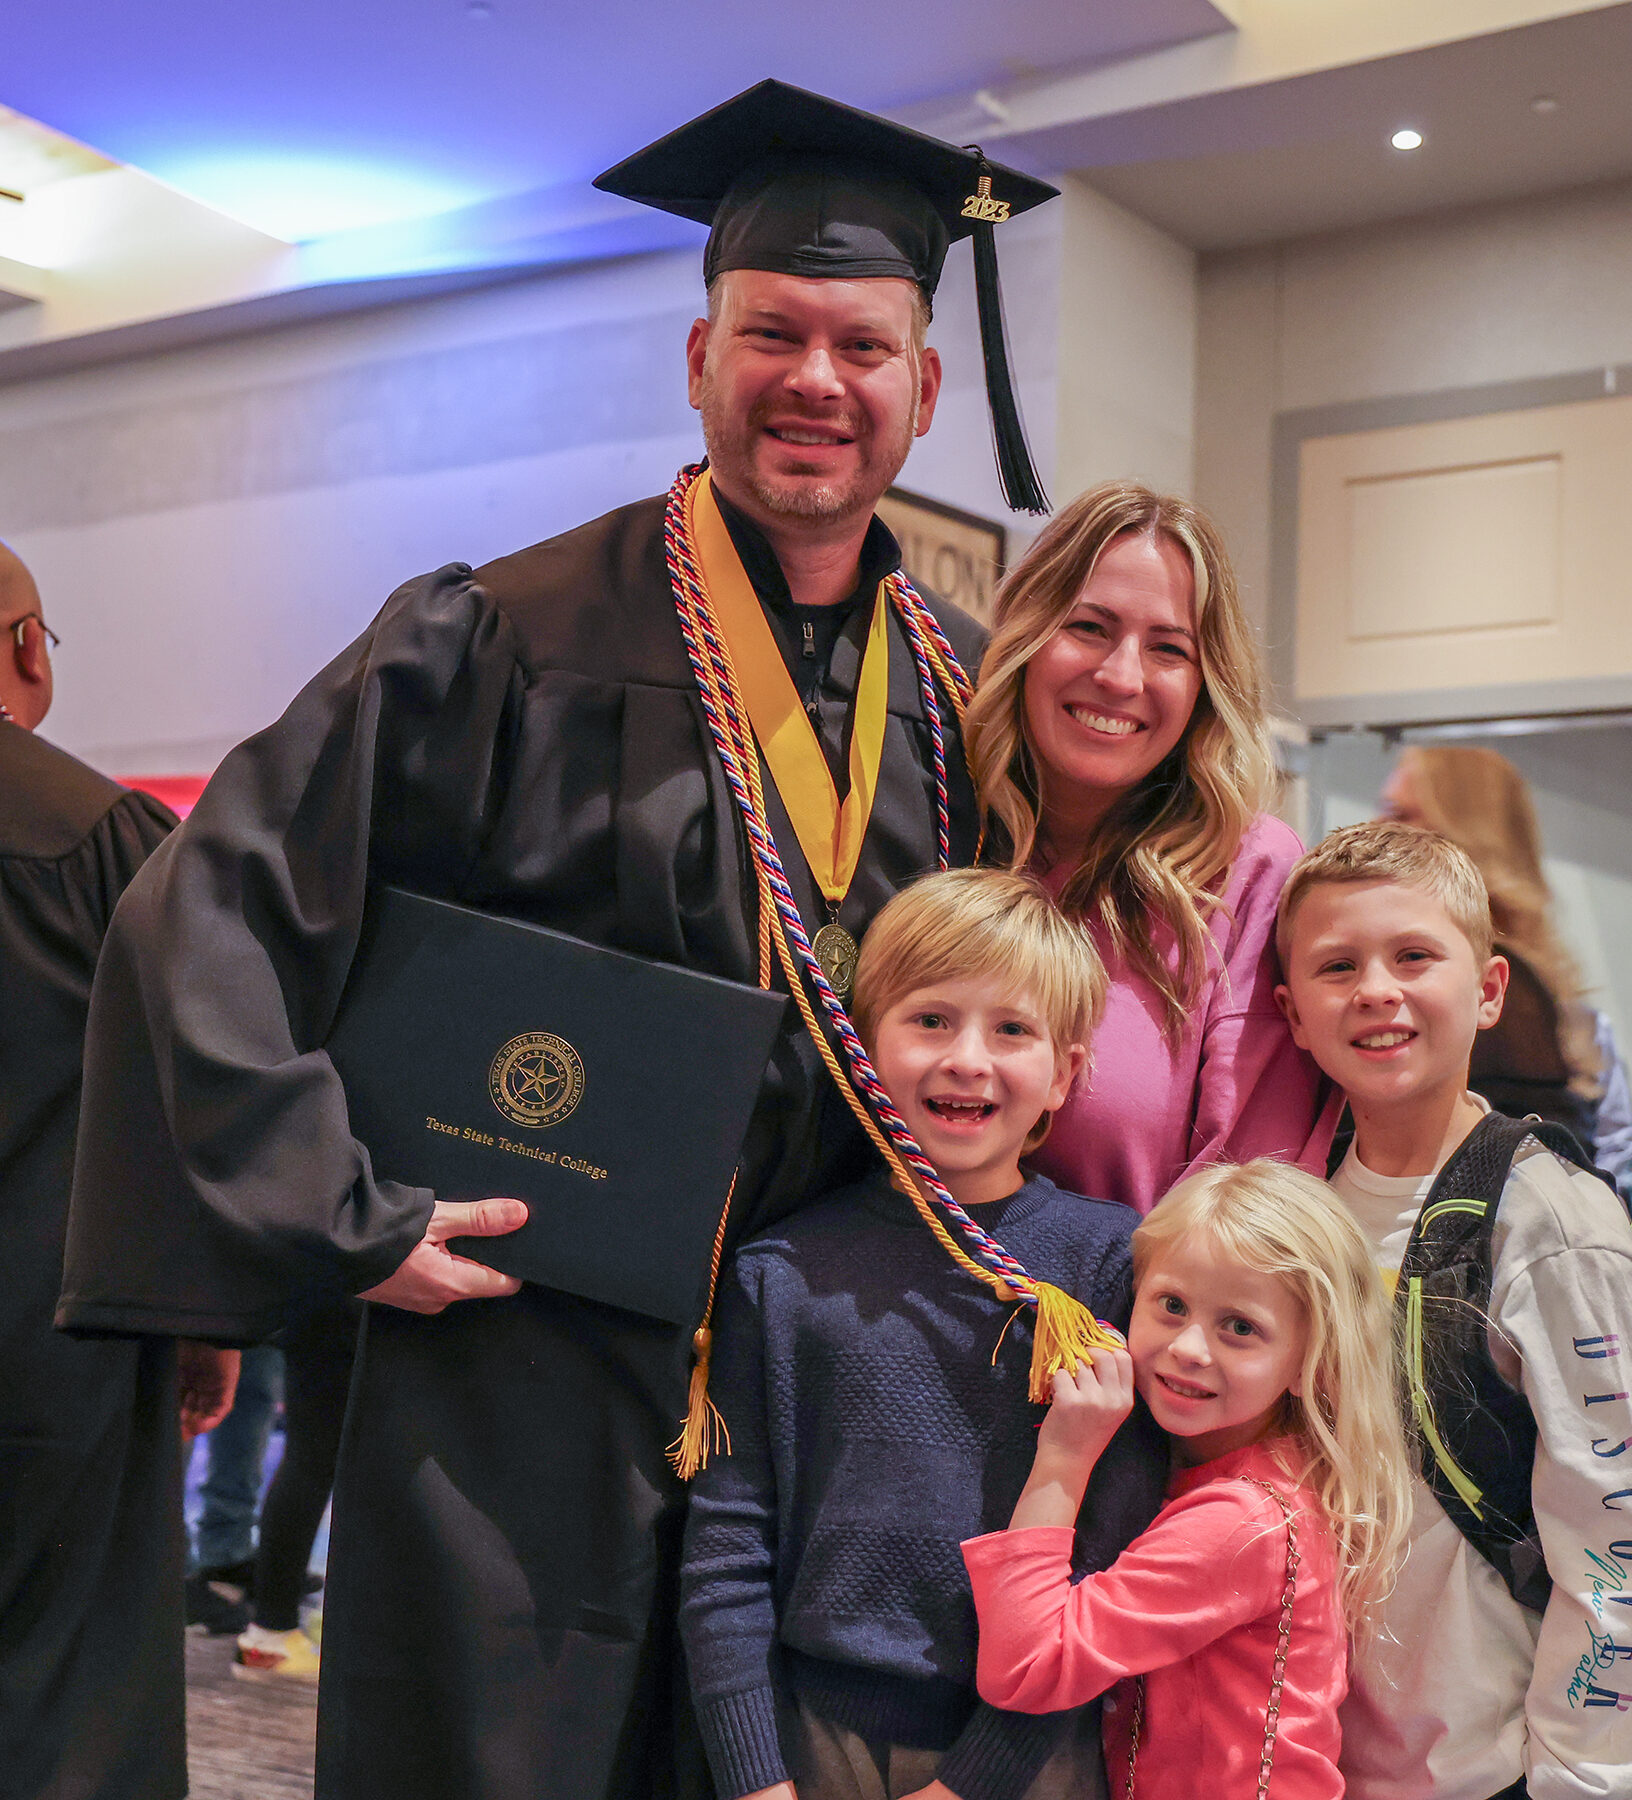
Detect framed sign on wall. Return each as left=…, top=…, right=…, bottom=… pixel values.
left=875, top=487, right=1007, bottom=626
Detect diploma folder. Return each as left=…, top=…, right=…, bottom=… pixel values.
left=327, top=887, right=787, bottom=1326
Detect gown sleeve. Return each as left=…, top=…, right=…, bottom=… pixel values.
left=78, top=788, right=178, bottom=929
left=60, top=566, right=526, bottom=1341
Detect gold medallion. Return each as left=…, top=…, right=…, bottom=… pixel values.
left=488, top=1031, right=586, bottom=1129
left=811, top=922, right=859, bottom=997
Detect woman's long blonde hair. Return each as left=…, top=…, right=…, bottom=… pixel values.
left=1134, top=1160, right=1413, bottom=1630
left=964, top=482, right=1275, bottom=1036
left=1393, top=745, right=1599, bottom=1095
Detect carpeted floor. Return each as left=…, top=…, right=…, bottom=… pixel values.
left=185, top=1629, right=316, bottom=1800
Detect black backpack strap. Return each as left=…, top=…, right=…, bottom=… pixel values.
left=1520, top=1118, right=1618, bottom=1192
left=1324, top=1104, right=1353, bottom=1182
left=1396, top=1112, right=1601, bottom=1612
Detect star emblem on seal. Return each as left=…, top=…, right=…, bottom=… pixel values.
left=488, top=1032, right=586, bottom=1129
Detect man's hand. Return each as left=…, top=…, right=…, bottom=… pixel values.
left=1009, top=1347, right=1136, bottom=1531
left=178, top=1341, right=241, bottom=1438
left=360, top=1198, right=529, bottom=1314
left=739, top=1786, right=797, bottom=1800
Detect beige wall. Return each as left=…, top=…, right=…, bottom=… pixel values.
left=1055, top=176, right=1198, bottom=506
left=1194, top=175, right=1632, bottom=644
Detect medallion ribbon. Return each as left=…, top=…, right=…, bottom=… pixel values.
left=688, top=469, right=888, bottom=913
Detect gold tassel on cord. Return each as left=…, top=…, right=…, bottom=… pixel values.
left=668, top=1171, right=739, bottom=1481
left=670, top=1325, right=731, bottom=1482
left=1027, top=1282, right=1126, bottom=1405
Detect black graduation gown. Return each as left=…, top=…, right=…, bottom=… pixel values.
left=61, top=494, right=984, bottom=1800
left=0, top=722, right=180, bottom=1800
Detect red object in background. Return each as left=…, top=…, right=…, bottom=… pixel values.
left=119, top=775, right=209, bottom=819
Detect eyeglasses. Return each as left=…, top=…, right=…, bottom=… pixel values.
left=6, top=612, right=60, bottom=651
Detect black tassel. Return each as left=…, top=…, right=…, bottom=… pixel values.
left=971, top=217, right=1049, bottom=515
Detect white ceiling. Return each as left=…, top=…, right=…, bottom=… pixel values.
left=1061, top=6, right=1632, bottom=249
left=3, top=0, right=1233, bottom=241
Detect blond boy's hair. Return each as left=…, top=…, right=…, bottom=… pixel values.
left=1276, top=819, right=1494, bottom=967
left=1135, top=1159, right=1414, bottom=1629
left=853, top=870, right=1105, bottom=1150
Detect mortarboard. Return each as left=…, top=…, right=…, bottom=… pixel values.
left=594, top=79, right=1059, bottom=514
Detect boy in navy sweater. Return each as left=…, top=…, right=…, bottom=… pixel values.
left=680, top=869, right=1163, bottom=1800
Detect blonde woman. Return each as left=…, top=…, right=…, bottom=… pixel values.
left=965, top=482, right=1336, bottom=1213
left=1380, top=745, right=1618, bottom=1158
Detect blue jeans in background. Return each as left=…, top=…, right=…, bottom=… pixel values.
left=189, top=1343, right=284, bottom=1572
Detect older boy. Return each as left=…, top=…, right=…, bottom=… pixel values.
left=1275, top=820, right=1632, bottom=1800
left=679, top=869, right=1163, bottom=1800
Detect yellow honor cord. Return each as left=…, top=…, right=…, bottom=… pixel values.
left=690, top=472, right=890, bottom=905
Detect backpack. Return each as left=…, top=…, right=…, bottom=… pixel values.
left=1394, top=1110, right=1612, bottom=1613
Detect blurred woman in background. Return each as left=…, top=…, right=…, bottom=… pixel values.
left=1381, top=743, right=1631, bottom=1192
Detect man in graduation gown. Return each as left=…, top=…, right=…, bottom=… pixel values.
left=0, top=546, right=239, bottom=1800
left=61, top=84, right=1057, bottom=1800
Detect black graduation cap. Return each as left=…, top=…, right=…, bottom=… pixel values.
left=594, top=79, right=1059, bottom=514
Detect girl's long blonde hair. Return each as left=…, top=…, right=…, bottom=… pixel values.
left=1133, top=1160, right=1413, bottom=1630
left=1392, top=745, right=1599, bottom=1096
left=964, top=482, right=1275, bottom=1037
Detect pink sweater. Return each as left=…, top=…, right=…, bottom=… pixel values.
left=962, top=1440, right=1345, bottom=1800
left=1029, top=814, right=1339, bottom=1214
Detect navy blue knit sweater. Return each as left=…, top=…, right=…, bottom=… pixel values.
left=679, top=1173, right=1165, bottom=1800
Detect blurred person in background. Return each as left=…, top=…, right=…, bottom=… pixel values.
left=231, top=1295, right=361, bottom=1684
left=1381, top=743, right=1632, bottom=1194
left=185, top=1343, right=285, bottom=1635
left=0, top=541, right=238, bottom=1800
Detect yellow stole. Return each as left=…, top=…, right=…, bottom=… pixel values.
left=686, top=470, right=889, bottom=908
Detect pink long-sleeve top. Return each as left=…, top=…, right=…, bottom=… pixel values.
left=962, top=1440, right=1345, bottom=1800
left=1028, top=814, right=1339, bottom=1214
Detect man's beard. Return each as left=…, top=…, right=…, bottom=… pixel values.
left=697, top=375, right=919, bottom=524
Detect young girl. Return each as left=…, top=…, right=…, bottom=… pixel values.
left=962, top=1160, right=1411, bottom=1799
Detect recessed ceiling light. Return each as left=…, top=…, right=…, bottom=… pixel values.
left=1391, top=128, right=1424, bottom=151
left=1531, top=95, right=1559, bottom=114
